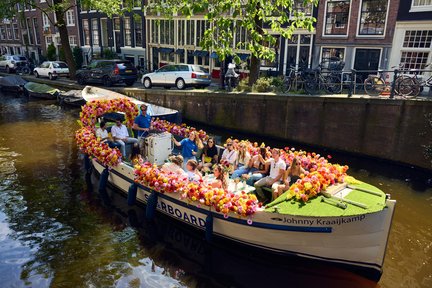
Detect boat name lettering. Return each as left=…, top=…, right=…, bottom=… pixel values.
left=156, top=199, right=206, bottom=228
left=281, top=215, right=366, bottom=226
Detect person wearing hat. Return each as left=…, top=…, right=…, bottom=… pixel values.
left=133, top=104, right=152, bottom=156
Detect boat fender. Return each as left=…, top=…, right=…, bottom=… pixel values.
left=205, top=213, right=213, bottom=242
left=98, top=168, right=109, bottom=193
left=127, top=183, right=138, bottom=206
left=84, top=154, right=92, bottom=174
left=145, top=191, right=158, bottom=220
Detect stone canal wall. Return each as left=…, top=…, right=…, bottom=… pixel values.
left=121, top=89, right=432, bottom=170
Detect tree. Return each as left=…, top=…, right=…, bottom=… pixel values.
left=46, top=43, right=57, bottom=61
left=151, top=0, right=317, bottom=85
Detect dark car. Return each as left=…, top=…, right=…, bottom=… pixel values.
left=75, top=60, right=137, bottom=87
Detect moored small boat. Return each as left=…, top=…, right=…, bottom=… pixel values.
left=0, top=75, right=27, bottom=93
left=24, top=82, right=60, bottom=99
left=57, top=90, right=86, bottom=107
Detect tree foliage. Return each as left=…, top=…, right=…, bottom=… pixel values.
left=151, top=0, right=317, bottom=74
left=46, top=43, right=57, bottom=61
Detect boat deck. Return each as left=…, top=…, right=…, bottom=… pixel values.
left=265, top=181, right=387, bottom=217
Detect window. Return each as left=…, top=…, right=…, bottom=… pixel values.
left=411, top=0, right=432, bottom=12
left=83, top=19, right=90, bottom=45
left=6, top=24, right=12, bottom=39
left=69, top=35, right=77, bottom=46
left=324, top=1, right=350, bottom=35
left=46, top=36, right=52, bottom=45
left=358, top=0, right=388, bottom=35
left=178, top=20, right=185, bottom=46
left=13, top=24, right=19, bottom=39
left=321, top=47, right=345, bottom=63
left=92, top=19, right=99, bottom=46
left=290, top=0, right=313, bottom=17
left=66, top=10, right=75, bottom=26
left=26, top=18, right=34, bottom=45
left=124, top=17, right=131, bottom=46
left=134, top=16, right=142, bottom=47
left=400, top=52, right=430, bottom=71
left=42, top=13, right=49, bottom=27
left=196, top=20, right=208, bottom=46
left=403, top=30, right=432, bottom=48
left=160, top=20, right=174, bottom=45
left=186, top=20, right=195, bottom=45
left=33, top=18, right=40, bottom=45
left=0, top=26, right=5, bottom=40
left=234, top=22, right=248, bottom=50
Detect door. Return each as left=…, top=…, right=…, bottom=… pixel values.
left=354, top=49, right=381, bottom=82
left=152, top=65, right=169, bottom=84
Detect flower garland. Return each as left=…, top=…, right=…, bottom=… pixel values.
left=151, top=119, right=207, bottom=140
left=134, top=162, right=260, bottom=218
left=76, top=98, right=138, bottom=167
left=80, top=98, right=138, bottom=128
left=75, top=127, right=122, bottom=167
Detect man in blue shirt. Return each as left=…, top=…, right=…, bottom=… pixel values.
left=133, top=104, right=152, bottom=156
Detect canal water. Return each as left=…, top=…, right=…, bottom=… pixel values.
left=0, top=91, right=431, bottom=288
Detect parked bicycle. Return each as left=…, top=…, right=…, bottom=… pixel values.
left=398, top=63, right=432, bottom=98
left=302, top=64, right=343, bottom=95
left=15, top=62, right=34, bottom=75
left=363, top=64, right=408, bottom=96
left=283, top=65, right=305, bottom=92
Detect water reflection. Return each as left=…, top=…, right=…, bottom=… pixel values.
left=0, top=91, right=431, bottom=287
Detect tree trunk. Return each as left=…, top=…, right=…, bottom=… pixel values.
left=249, top=55, right=260, bottom=86
left=54, top=0, right=77, bottom=79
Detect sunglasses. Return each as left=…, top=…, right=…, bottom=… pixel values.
left=227, top=143, right=232, bottom=146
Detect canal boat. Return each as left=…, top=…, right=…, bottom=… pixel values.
left=81, top=86, right=180, bottom=123
left=24, top=82, right=60, bottom=99
left=76, top=98, right=395, bottom=282
left=57, top=90, right=86, bottom=107
left=0, top=75, right=27, bottom=92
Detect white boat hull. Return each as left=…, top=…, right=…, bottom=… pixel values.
left=92, top=159, right=395, bottom=280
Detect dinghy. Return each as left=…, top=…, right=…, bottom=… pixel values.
left=76, top=98, right=395, bottom=281
left=57, top=90, right=86, bottom=107
left=24, top=82, right=60, bottom=99
left=0, top=75, right=27, bottom=92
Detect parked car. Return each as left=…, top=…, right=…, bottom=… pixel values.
left=0, top=55, right=29, bottom=73
left=33, top=61, right=70, bottom=80
left=141, top=64, right=211, bottom=90
left=75, top=60, right=137, bottom=87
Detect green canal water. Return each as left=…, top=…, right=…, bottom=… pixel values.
left=0, top=92, right=431, bottom=288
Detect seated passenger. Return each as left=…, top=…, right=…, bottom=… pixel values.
left=241, top=147, right=269, bottom=185
left=220, top=138, right=238, bottom=172
left=231, top=142, right=252, bottom=179
left=161, top=155, right=187, bottom=176
left=95, top=121, right=121, bottom=150
left=185, top=159, right=202, bottom=182
left=111, top=119, right=139, bottom=159
left=198, top=137, right=218, bottom=172
left=210, top=164, right=228, bottom=190
left=254, top=148, right=286, bottom=204
left=272, top=157, right=306, bottom=201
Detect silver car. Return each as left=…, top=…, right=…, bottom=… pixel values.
left=141, top=64, right=211, bottom=90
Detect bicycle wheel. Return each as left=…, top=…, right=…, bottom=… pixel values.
left=324, top=75, right=342, bottom=94
left=364, top=77, right=385, bottom=96
left=399, top=77, right=420, bottom=98
left=303, top=75, right=318, bottom=95
left=284, top=77, right=292, bottom=93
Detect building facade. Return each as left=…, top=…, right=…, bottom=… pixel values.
left=388, top=0, right=432, bottom=90
left=78, top=1, right=146, bottom=67
left=0, top=17, right=23, bottom=56
left=314, top=0, right=400, bottom=80
left=0, top=0, right=80, bottom=64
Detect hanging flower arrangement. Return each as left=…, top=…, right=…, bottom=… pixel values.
left=80, top=98, right=138, bottom=128
left=151, top=119, right=207, bottom=140
left=75, top=127, right=122, bottom=167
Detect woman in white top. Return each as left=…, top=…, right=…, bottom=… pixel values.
left=220, top=138, right=238, bottom=171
